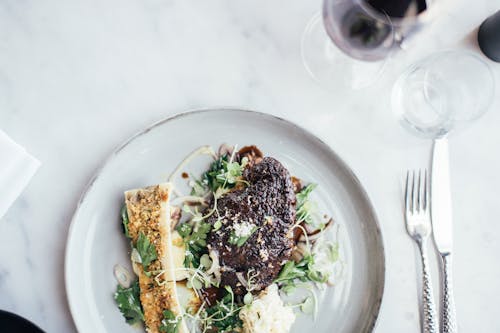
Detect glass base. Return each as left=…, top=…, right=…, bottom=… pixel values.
left=301, top=13, right=389, bottom=91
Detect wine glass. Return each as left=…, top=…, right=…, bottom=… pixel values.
left=302, top=0, right=433, bottom=90
left=392, top=50, right=495, bottom=138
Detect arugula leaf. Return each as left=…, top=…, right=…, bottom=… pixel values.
left=136, top=232, right=157, bottom=270
left=159, top=309, right=181, bottom=333
left=121, top=205, right=130, bottom=238
left=114, top=280, right=144, bottom=325
left=296, top=183, right=317, bottom=224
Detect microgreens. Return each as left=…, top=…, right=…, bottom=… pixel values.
left=274, top=253, right=328, bottom=291
left=189, top=177, right=209, bottom=197
left=159, top=309, right=181, bottom=333
left=200, top=286, right=243, bottom=332
left=203, top=153, right=248, bottom=193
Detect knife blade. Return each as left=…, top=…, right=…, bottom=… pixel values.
left=431, top=137, right=453, bottom=255
left=431, top=136, right=457, bottom=333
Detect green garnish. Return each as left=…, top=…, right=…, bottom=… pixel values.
left=136, top=232, right=158, bottom=270
left=213, top=219, right=222, bottom=231
left=177, top=223, right=192, bottom=238
left=159, top=309, right=181, bottom=333
left=114, top=280, right=144, bottom=325
left=274, top=253, right=328, bottom=291
left=121, top=205, right=130, bottom=238
left=203, top=154, right=247, bottom=193
left=296, top=183, right=318, bottom=224
left=243, top=292, right=253, bottom=305
left=228, top=225, right=258, bottom=247
left=190, top=178, right=208, bottom=197
left=201, top=286, right=242, bottom=332
left=177, top=221, right=212, bottom=268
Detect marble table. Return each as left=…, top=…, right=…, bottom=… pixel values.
left=1, top=0, right=499, bottom=332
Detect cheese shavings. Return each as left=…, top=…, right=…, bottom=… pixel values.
left=239, top=284, right=295, bottom=333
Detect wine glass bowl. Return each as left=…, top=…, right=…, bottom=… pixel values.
left=392, top=50, right=495, bottom=138
left=302, top=0, right=436, bottom=90
left=322, top=0, right=395, bottom=62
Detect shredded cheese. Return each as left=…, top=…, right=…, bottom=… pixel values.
left=233, top=221, right=256, bottom=238
left=239, top=284, right=295, bottom=333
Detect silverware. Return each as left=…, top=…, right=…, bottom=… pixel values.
left=431, top=137, right=457, bottom=333
left=405, top=169, right=438, bottom=333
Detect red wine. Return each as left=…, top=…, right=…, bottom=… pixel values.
left=341, top=6, right=391, bottom=49
left=366, top=0, right=428, bottom=19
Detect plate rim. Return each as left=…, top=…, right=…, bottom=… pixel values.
left=64, top=107, right=386, bottom=332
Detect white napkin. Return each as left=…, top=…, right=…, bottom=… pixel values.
left=0, top=130, right=40, bottom=220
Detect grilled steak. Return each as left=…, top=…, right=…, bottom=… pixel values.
left=207, top=157, right=296, bottom=295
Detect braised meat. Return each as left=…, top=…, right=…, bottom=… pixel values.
left=206, top=157, right=296, bottom=295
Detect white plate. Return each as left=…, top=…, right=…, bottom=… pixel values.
left=65, top=109, right=385, bottom=333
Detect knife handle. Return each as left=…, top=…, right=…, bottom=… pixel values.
left=418, top=240, right=438, bottom=333
left=441, top=254, right=457, bottom=333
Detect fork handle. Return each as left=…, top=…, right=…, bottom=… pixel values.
left=441, top=254, right=457, bottom=333
left=418, top=240, right=438, bottom=333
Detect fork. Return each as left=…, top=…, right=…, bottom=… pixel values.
left=405, top=169, right=438, bottom=333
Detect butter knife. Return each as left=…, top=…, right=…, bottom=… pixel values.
left=431, top=137, right=457, bottom=333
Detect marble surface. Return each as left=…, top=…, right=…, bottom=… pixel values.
left=1, top=0, right=499, bottom=332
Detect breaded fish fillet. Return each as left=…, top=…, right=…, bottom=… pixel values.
left=125, top=183, right=188, bottom=333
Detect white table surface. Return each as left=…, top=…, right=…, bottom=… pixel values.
left=1, top=0, right=499, bottom=332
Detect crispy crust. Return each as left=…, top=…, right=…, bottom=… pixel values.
left=125, top=183, right=187, bottom=333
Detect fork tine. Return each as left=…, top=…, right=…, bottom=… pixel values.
left=405, top=170, right=410, bottom=213
left=411, top=170, right=416, bottom=213
left=423, top=169, right=428, bottom=211
left=417, top=169, right=422, bottom=212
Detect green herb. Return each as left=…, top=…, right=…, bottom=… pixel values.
left=177, top=223, right=192, bottom=238
left=296, top=183, right=318, bottom=224
left=186, top=276, right=204, bottom=290
left=228, top=225, right=257, bottom=247
left=202, top=286, right=242, bottom=332
left=159, top=309, right=181, bottom=333
left=243, top=292, right=253, bottom=305
left=274, top=253, right=328, bottom=290
left=199, top=254, right=213, bottom=270
left=176, top=221, right=212, bottom=268
left=114, top=280, right=144, bottom=325
left=203, top=154, right=247, bottom=192
left=213, top=219, right=222, bottom=231
left=136, top=232, right=158, bottom=270
left=190, top=178, right=208, bottom=197
left=121, top=205, right=130, bottom=238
